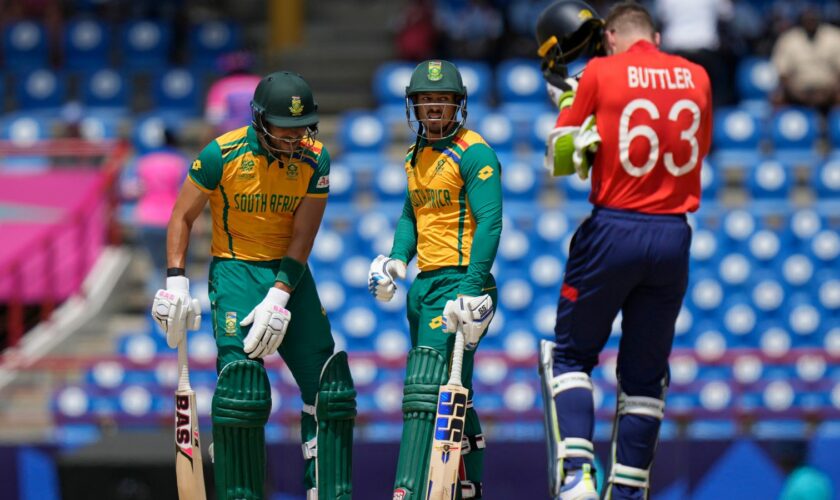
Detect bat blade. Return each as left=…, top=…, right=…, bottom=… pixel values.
left=175, top=389, right=206, bottom=499
left=425, top=382, right=469, bottom=500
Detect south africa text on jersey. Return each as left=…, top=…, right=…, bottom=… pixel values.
left=409, top=188, right=453, bottom=209
left=233, top=193, right=302, bottom=213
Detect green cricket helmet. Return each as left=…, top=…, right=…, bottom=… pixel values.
left=535, top=0, right=605, bottom=78
left=405, top=60, right=468, bottom=141
left=251, top=71, right=319, bottom=158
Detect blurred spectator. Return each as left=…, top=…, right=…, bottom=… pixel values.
left=771, top=6, right=840, bottom=113
left=392, top=0, right=438, bottom=61
left=122, top=130, right=188, bottom=296
left=204, top=51, right=261, bottom=134
left=655, top=0, right=735, bottom=106
left=773, top=440, right=834, bottom=500
left=438, top=0, right=504, bottom=64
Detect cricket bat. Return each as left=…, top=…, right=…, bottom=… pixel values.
left=175, top=337, right=207, bottom=499
left=426, top=329, right=469, bottom=499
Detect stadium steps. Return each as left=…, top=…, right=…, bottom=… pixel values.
left=265, top=0, right=404, bottom=113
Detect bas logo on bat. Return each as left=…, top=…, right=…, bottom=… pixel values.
left=175, top=395, right=193, bottom=455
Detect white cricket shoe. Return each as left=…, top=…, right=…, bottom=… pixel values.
left=559, top=463, right=598, bottom=500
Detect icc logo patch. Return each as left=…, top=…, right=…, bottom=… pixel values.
left=224, top=312, right=237, bottom=336
left=478, top=165, right=494, bottom=180
left=289, top=96, right=304, bottom=116
left=316, top=175, right=329, bottom=188
left=392, top=488, right=408, bottom=500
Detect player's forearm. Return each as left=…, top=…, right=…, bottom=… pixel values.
left=389, top=196, right=417, bottom=263
left=459, top=215, right=501, bottom=296
left=166, top=215, right=193, bottom=270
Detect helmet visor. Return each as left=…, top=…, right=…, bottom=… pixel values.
left=406, top=94, right=467, bottom=141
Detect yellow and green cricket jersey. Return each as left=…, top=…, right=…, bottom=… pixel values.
left=188, top=126, right=330, bottom=261
left=390, top=128, right=502, bottom=296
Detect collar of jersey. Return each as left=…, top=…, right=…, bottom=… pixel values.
left=418, top=129, right=461, bottom=151
left=628, top=39, right=659, bottom=54
left=246, top=125, right=276, bottom=162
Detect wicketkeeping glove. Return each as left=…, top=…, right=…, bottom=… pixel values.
left=241, top=287, right=291, bottom=359
left=368, top=255, right=407, bottom=302
left=572, top=115, right=601, bottom=180
left=152, top=276, right=201, bottom=348
left=442, top=294, right=495, bottom=351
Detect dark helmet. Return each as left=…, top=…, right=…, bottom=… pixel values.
left=535, top=0, right=605, bottom=78
left=250, top=71, right=318, bottom=157
left=404, top=60, right=468, bottom=140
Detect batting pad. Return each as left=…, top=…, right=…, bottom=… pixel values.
left=212, top=360, right=271, bottom=500
left=313, top=351, right=357, bottom=500
left=393, top=347, right=449, bottom=499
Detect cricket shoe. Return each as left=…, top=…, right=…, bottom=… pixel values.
left=559, top=464, right=598, bottom=500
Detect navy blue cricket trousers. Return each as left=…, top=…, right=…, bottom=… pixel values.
left=553, top=207, right=692, bottom=398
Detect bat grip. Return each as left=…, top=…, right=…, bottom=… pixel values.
left=448, top=329, right=465, bottom=386
left=177, top=338, right=191, bottom=391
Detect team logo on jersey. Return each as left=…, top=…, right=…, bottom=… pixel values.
left=241, top=158, right=255, bottom=172
left=191, top=159, right=202, bottom=171
left=428, top=316, right=443, bottom=329
left=578, top=9, right=593, bottom=20
left=478, top=165, right=494, bottom=180
left=428, top=61, right=443, bottom=81
left=225, top=312, right=237, bottom=335
left=286, top=162, right=299, bottom=179
left=316, top=175, right=329, bottom=188
left=289, top=96, right=304, bottom=116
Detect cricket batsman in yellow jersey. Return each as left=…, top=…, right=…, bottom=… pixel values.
left=368, top=60, right=503, bottom=500
left=150, top=71, right=355, bottom=500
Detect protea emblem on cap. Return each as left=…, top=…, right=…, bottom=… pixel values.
left=427, top=61, right=443, bottom=81
left=289, top=95, right=304, bottom=116
left=578, top=9, right=593, bottom=20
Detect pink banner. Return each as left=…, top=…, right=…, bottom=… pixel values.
left=0, top=171, right=107, bottom=302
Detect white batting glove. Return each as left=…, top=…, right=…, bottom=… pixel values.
left=546, top=73, right=580, bottom=110
left=368, top=255, right=407, bottom=302
left=241, top=287, right=291, bottom=359
left=572, top=115, right=601, bottom=180
left=152, top=276, right=201, bottom=348
left=442, top=294, right=494, bottom=351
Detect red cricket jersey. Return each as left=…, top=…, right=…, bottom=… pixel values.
left=557, top=40, right=713, bottom=214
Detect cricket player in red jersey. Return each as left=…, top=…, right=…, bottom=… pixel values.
left=536, top=2, right=712, bottom=499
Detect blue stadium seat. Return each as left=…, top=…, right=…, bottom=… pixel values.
left=563, top=172, right=591, bottom=200
left=452, top=60, right=492, bottom=105
left=498, top=277, right=534, bottom=314
left=497, top=227, right=531, bottom=267
left=750, top=276, right=785, bottom=313
left=132, top=112, right=180, bottom=153
left=373, top=162, right=407, bottom=201
left=759, top=324, right=792, bottom=358
left=747, top=158, right=792, bottom=199
left=814, top=157, right=840, bottom=198
left=786, top=209, right=824, bottom=246
left=79, top=112, right=122, bottom=141
left=526, top=107, right=560, bottom=152
left=534, top=210, right=570, bottom=250
left=338, top=111, right=388, bottom=153
left=325, top=161, right=354, bottom=202
left=354, top=210, right=394, bottom=243
left=720, top=209, right=756, bottom=247
left=473, top=112, right=515, bottom=152
left=786, top=294, right=822, bottom=340
left=15, top=68, right=67, bottom=111
left=770, top=107, right=821, bottom=167
left=718, top=253, right=751, bottom=288
left=779, top=253, right=815, bottom=288
left=81, top=68, right=130, bottom=109
left=711, top=107, right=764, bottom=168
left=0, top=114, right=50, bottom=172
left=735, top=57, right=778, bottom=103
left=502, top=159, right=539, bottom=199
left=748, top=229, right=782, bottom=264
left=688, top=273, right=725, bottom=314
left=63, top=18, right=111, bottom=70
left=689, top=228, right=720, bottom=268
left=372, top=61, right=415, bottom=106
left=700, top=159, right=720, bottom=200
left=3, top=21, right=48, bottom=71
left=188, top=21, right=241, bottom=67
left=311, top=229, right=351, bottom=267
left=827, top=107, right=840, bottom=152
left=809, top=228, right=840, bottom=264
left=528, top=253, right=564, bottom=291
left=53, top=386, right=92, bottom=419
left=496, top=58, right=545, bottom=104
left=693, top=328, right=728, bottom=361
left=721, top=295, right=757, bottom=340
left=152, top=67, right=202, bottom=116
left=121, top=20, right=172, bottom=70
left=815, top=271, right=840, bottom=314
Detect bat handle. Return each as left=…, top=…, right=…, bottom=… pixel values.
left=177, top=338, right=191, bottom=391
left=448, top=329, right=465, bottom=386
